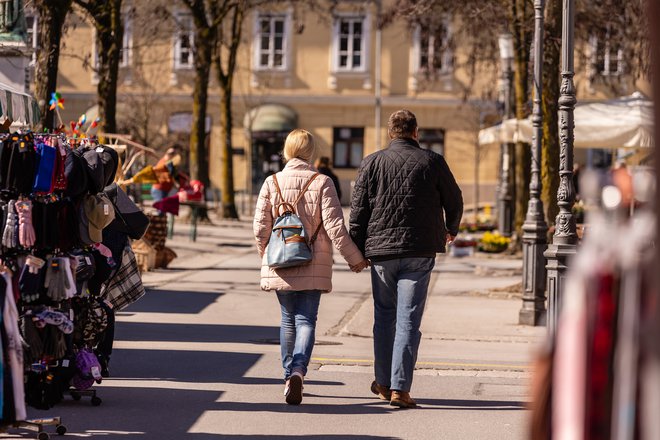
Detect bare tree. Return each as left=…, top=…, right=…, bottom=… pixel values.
left=74, top=0, right=124, bottom=134
left=179, top=1, right=214, bottom=192
left=117, top=70, right=170, bottom=149
left=386, top=0, right=648, bottom=233
left=33, top=0, right=73, bottom=131
left=214, top=0, right=249, bottom=219
left=539, top=0, right=561, bottom=228
left=510, top=0, right=532, bottom=247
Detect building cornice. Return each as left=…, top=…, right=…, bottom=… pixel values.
left=63, top=91, right=491, bottom=109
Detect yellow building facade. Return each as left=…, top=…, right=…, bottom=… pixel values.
left=38, top=1, right=647, bottom=209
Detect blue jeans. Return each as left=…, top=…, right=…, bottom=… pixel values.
left=371, top=257, right=435, bottom=392
left=276, top=290, right=322, bottom=380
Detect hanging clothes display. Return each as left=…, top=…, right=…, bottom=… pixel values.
left=0, top=132, right=149, bottom=430
left=532, top=168, right=658, bottom=440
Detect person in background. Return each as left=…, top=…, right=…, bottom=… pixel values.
left=151, top=145, right=182, bottom=202
left=315, top=156, right=342, bottom=202
left=350, top=109, right=463, bottom=409
left=253, top=129, right=369, bottom=405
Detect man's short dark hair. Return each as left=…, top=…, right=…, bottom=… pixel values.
left=388, top=110, right=417, bottom=139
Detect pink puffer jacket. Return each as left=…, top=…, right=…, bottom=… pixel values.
left=253, top=158, right=364, bottom=292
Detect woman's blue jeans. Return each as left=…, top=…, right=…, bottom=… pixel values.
left=276, top=290, right=322, bottom=380
left=370, top=257, right=435, bottom=392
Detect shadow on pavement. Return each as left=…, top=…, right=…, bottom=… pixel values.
left=21, top=387, right=225, bottom=440
left=110, top=348, right=271, bottom=384
left=204, top=436, right=401, bottom=439
left=213, top=400, right=393, bottom=415
left=123, top=289, right=223, bottom=314
left=416, top=398, right=527, bottom=410
left=110, top=348, right=343, bottom=388
left=115, top=322, right=279, bottom=344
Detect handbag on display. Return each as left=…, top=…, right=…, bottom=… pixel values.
left=103, top=182, right=150, bottom=240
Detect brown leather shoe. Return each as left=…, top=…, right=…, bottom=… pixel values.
left=285, top=372, right=303, bottom=405
left=370, top=380, right=392, bottom=401
left=390, top=391, right=417, bottom=408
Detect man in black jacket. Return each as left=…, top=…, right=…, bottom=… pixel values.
left=350, top=109, right=463, bottom=408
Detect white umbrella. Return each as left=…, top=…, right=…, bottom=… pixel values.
left=478, top=92, right=654, bottom=149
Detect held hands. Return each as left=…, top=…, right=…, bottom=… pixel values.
left=349, top=259, right=370, bottom=273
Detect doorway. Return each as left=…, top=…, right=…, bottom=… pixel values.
left=251, top=131, right=286, bottom=192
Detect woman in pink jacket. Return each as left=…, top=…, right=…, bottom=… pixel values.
left=254, top=129, right=368, bottom=405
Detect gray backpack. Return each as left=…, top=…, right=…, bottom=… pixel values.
left=267, top=173, right=322, bottom=269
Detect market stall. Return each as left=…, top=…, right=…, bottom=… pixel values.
left=478, top=92, right=654, bottom=149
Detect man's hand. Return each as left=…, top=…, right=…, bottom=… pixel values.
left=446, top=234, right=456, bottom=245
left=350, top=259, right=370, bottom=273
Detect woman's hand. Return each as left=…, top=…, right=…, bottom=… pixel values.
left=350, top=259, right=370, bottom=273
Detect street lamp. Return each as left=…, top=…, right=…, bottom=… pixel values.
left=544, top=0, right=578, bottom=334
left=497, top=33, right=514, bottom=237
left=519, top=0, right=548, bottom=326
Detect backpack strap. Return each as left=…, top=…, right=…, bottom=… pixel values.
left=309, top=221, right=323, bottom=246
left=271, top=173, right=295, bottom=216
left=299, top=173, right=323, bottom=245
left=294, top=173, right=320, bottom=206
left=273, top=172, right=320, bottom=215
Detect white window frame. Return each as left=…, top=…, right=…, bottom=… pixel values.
left=92, top=15, right=132, bottom=71
left=25, top=13, right=38, bottom=66
left=589, top=32, right=624, bottom=77
left=174, top=13, right=195, bottom=70
left=411, top=19, right=453, bottom=77
left=331, top=14, right=370, bottom=74
left=120, top=15, right=132, bottom=68
left=253, top=12, right=291, bottom=72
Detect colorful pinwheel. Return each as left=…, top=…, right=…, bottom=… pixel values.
left=48, top=92, right=64, bottom=111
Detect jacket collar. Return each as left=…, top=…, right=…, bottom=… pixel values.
left=388, top=137, right=421, bottom=150
left=283, top=157, right=316, bottom=171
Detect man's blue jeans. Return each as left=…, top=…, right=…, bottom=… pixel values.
left=371, top=257, right=435, bottom=392
left=276, top=290, right=322, bottom=380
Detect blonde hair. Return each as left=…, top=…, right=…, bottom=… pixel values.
left=283, top=129, right=317, bottom=162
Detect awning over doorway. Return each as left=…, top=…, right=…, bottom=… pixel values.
left=244, top=104, right=297, bottom=133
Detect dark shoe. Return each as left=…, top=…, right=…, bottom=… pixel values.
left=370, top=380, right=391, bottom=401
left=285, top=372, right=303, bottom=405
left=390, top=391, right=417, bottom=408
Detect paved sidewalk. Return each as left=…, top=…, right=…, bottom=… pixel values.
left=7, top=214, right=545, bottom=440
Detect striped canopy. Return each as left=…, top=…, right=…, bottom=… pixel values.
left=0, top=83, right=40, bottom=127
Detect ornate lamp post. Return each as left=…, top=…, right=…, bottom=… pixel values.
left=520, top=0, right=548, bottom=326
left=497, top=33, right=515, bottom=237
left=544, top=0, right=578, bottom=334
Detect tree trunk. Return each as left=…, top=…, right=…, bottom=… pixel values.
left=189, top=28, right=213, bottom=188
left=95, top=0, right=123, bottom=134
left=511, top=0, right=532, bottom=248
left=219, top=87, right=239, bottom=219
left=541, top=0, right=562, bottom=228
left=34, top=0, right=71, bottom=131
left=214, top=3, right=244, bottom=220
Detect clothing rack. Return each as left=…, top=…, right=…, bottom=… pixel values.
left=8, top=417, right=67, bottom=440
left=531, top=166, right=659, bottom=440
left=0, top=130, right=124, bottom=438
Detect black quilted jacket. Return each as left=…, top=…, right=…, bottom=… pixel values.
left=349, top=138, right=463, bottom=259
